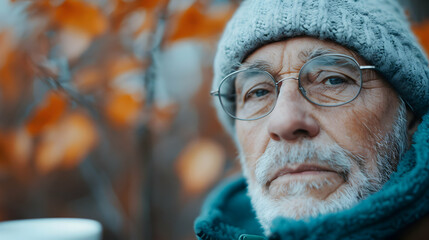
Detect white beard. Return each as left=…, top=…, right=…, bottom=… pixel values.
left=239, top=102, right=408, bottom=234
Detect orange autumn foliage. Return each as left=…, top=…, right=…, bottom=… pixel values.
left=73, top=66, right=104, bottom=93
left=412, top=21, right=429, bottom=55
left=57, top=28, right=93, bottom=61
left=139, top=0, right=167, bottom=10
left=0, top=1, right=237, bottom=238
left=105, top=92, right=143, bottom=128
left=110, top=0, right=167, bottom=32
left=176, top=139, right=226, bottom=195
left=73, top=56, right=145, bottom=93
left=134, top=10, right=158, bottom=38
left=54, top=0, right=107, bottom=61
left=23, top=0, right=108, bottom=61
left=0, top=30, right=34, bottom=106
left=35, top=111, right=98, bottom=173
left=0, top=128, right=32, bottom=167
left=108, top=56, right=143, bottom=79
left=0, top=51, right=20, bottom=104
left=0, top=30, right=14, bottom=64
left=166, top=2, right=235, bottom=43
left=24, top=0, right=107, bottom=36
left=26, top=92, right=68, bottom=136
left=149, top=103, right=178, bottom=132
left=53, top=0, right=108, bottom=36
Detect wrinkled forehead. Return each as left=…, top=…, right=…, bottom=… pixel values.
left=239, top=37, right=367, bottom=73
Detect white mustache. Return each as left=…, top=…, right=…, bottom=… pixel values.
left=255, top=139, right=365, bottom=186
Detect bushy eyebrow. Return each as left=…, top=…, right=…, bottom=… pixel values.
left=239, top=48, right=338, bottom=71
left=299, top=48, right=337, bottom=63
left=238, top=60, right=273, bottom=72
left=236, top=48, right=353, bottom=77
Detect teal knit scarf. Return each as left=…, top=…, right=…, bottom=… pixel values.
left=195, top=113, right=429, bottom=240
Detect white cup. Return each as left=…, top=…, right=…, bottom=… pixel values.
left=0, top=218, right=102, bottom=240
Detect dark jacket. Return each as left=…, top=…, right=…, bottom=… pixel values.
left=194, top=113, right=429, bottom=240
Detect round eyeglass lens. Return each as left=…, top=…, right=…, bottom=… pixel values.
left=298, top=55, right=362, bottom=106
left=219, top=69, right=277, bottom=120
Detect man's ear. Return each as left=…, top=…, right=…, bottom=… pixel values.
left=406, top=108, right=420, bottom=142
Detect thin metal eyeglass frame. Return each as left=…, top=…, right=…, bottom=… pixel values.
left=210, top=53, right=376, bottom=121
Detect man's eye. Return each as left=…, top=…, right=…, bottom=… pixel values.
left=325, top=77, right=346, bottom=85
left=246, top=88, right=271, bottom=99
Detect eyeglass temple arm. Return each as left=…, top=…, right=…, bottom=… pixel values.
left=211, top=91, right=238, bottom=100
left=360, top=66, right=376, bottom=70
left=360, top=65, right=415, bottom=112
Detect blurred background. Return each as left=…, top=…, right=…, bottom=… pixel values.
left=0, top=0, right=427, bottom=239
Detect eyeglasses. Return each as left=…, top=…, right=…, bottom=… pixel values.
left=211, top=54, right=376, bottom=121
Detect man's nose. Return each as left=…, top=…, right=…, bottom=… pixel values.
left=267, top=81, right=320, bottom=142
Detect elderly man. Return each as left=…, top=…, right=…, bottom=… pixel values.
left=194, top=0, right=429, bottom=239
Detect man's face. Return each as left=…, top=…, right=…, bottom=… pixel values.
left=235, top=37, right=410, bottom=233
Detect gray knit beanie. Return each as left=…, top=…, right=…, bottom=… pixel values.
left=213, top=0, right=429, bottom=135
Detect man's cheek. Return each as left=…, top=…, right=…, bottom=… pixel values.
left=237, top=124, right=268, bottom=158
left=239, top=147, right=259, bottom=181
left=326, top=108, right=380, bottom=157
